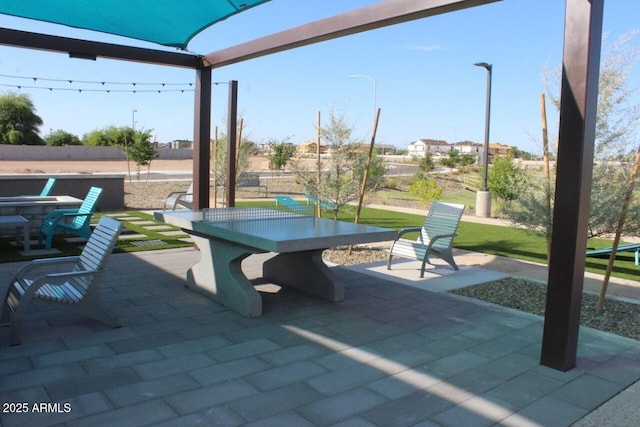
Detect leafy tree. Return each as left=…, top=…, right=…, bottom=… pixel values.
left=418, top=152, right=435, bottom=173
left=459, top=153, right=477, bottom=170
left=408, top=176, right=443, bottom=206
left=293, top=110, right=365, bottom=219
left=0, top=92, right=43, bottom=145
left=439, top=150, right=461, bottom=169
left=127, top=129, right=157, bottom=181
left=82, top=126, right=134, bottom=147
left=44, top=129, right=81, bottom=146
left=507, top=31, right=640, bottom=258
left=352, top=149, right=387, bottom=193
left=267, top=137, right=297, bottom=174
left=487, top=154, right=528, bottom=204
left=210, top=132, right=252, bottom=188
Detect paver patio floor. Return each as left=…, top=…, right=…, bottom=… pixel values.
left=1, top=247, right=639, bottom=426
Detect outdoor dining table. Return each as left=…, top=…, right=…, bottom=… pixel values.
left=0, top=195, right=83, bottom=236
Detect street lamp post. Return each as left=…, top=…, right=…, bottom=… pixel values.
left=474, top=62, right=492, bottom=217
left=349, top=74, right=377, bottom=133
left=132, top=109, right=137, bottom=131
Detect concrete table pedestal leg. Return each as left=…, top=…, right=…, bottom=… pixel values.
left=263, top=249, right=345, bottom=302
left=186, top=234, right=263, bottom=317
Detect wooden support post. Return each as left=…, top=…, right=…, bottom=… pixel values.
left=193, top=67, right=212, bottom=210
left=541, top=0, right=604, bottom=371
left=226, top=80, right=238, bottom=208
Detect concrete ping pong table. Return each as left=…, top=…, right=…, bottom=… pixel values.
left=154, top=207, right=398, bottom=317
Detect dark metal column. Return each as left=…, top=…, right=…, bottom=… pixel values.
left=193, top=66, right=212, bottom=209
left=226, top=80, right=238, bottom=207
left=541, top=0, right=604, bottom=371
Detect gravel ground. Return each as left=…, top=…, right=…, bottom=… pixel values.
left=125, top=180, right=640, bottom=342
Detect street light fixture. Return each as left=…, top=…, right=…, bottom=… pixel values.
left=349, top=74, right=377, bottom=131
left=474, top=62, right=492, bottom=217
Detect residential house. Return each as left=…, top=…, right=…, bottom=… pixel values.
left=407, top=139, right=452, bottom=157
left=297, top=141, right=326, bottom=154
left=169, top=139, right=193, bottom=149
left=489, top=142, right=513, bottom=156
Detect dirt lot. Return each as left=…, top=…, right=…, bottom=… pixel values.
left=0, top=159, right=195, bottom=174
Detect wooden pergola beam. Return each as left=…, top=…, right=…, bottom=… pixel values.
left=0, top=27, right=202, bottom=68
left=204, top=0, right=500, bottom=68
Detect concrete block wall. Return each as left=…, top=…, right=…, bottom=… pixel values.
left=0, top=174, right=125, bottom=210
left=0, top=145, right=193, bottom=160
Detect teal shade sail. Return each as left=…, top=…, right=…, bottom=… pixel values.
left=0, top=0, right=271, bottom=49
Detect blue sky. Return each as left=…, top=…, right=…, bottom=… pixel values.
left=0, top=0, right=638, bottom=154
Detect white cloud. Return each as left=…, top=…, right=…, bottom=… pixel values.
left=401, top=44, right=446, bottom=52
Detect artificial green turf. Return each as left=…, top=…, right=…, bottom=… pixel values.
left=241, top=200, right=639, bottom=281
left=5, top=203, right=634, bottom=282
left=0, top=211, right=193, bottom=263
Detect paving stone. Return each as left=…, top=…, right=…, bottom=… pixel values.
left=105, top=374, right=200, bottom=407
left=486, top=371, right=565, bottom=409
left=158, top=230, right=188, bottom=236
left=362, top=390, right=453, bottom=427
left=503, top=396, right=587, bottom=427
left=143, top=225, right=172, bottom=230
left=129, top=220, right=156, bottom=225
left=243, top=411, right=317, bottom=427
left=31, top=344, right=115, bottom=368
left=228, top=383, right=322, bottom=423
left=0, top=392, right=113, bottom=427
left=426, top=351, right=491, bottom=378
left=153, top=406, right=246, bottom=427
left=136, top=352, right=215, bottom=380
left=82, top=349, right=166, bottom=374
left=45, top=367, right=143, bottom=400
left=305, top=363, right=386, bottom=395
left=165, top=379, right=258, bottom=415
left=298, top=388, right=387, bottom=426
left=117, top=233, right=147, bottom=240
left=258, top=343, right=329, bottom=367
left=431, top=395, right=516, bottom=427
left=245, top=360, right=327, bottom=391
left=0, top=355, right=32, bottom=376
left=65, top=398, right=177, bottom=427
left=190, top=357, right=270, bottom=386
left=109, top=331, right=185, bottom=354
left=207, top=337, right=281, bottom=362
left=0, top=364, right=86, bottom=393
left=550, top=374, right=623, bottom=410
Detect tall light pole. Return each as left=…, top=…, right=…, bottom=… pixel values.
left=132, top=109, right=137, bottom=131
left=349, top=74, right=377, bottom=133
left=474, top=62, right=492, bottom=217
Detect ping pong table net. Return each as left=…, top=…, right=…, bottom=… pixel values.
left=202, top=206, right=316, bottom=223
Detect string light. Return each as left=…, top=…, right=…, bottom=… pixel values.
left=0, top=74, right=229, bottom=94
left=0, top=83, right=194, bottom=93
left=0, top=73, right=195, bottom=87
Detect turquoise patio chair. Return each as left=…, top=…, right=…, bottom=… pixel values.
left=305, top=194, right=338, bottom=212
left=39, top=178, right=56, bottom=196
left=38, top=186, right=103, bottom=249
left=20, top=177, right=56, bottom=197
left=274, top=195, right=308, bottom=212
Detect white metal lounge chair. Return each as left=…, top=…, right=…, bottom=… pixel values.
left=2, top=216, right=123, bottom=345
left=164, top=182, right=193, bottom=210
left=387, top=202, right=465, bottom=277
